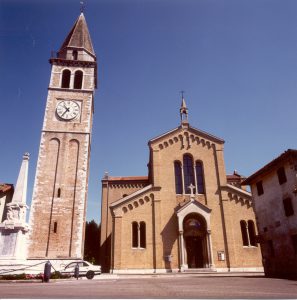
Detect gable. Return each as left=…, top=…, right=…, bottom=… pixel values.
left=176, top=199, right=212, bottom=231
left=148, top=124, right=224, bottom=153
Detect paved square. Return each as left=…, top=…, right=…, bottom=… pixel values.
left=0, top=274, right=297, bottom=298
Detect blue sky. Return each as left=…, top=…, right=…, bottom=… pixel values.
left=1, top=0, right=297, bottom=223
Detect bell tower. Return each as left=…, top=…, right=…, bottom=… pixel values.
left=28, top=13, right=97, bottom=259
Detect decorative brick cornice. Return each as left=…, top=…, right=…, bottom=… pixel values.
left=49, top=58, right=96, bottom=68
left=149, top=125, right=224, bottom=149
left=110, top=183, right=147, bottom=189
left=48, top=87, right=94, bottom=93
left=222, top=184, right=252, bottom=207
left=110, top=185, right=155, bottom=217
left=102, top=176, right=150, bottom=189
left=156, top=130, right=217, bottom=152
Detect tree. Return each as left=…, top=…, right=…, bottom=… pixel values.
left=84, top=220, right=101, bottom=264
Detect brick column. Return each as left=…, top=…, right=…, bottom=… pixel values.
left=112, top=215, right=122, bottom=271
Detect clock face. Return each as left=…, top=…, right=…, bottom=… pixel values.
left=56, top=100, right=80, bottom=121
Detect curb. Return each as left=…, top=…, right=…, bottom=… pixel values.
left=0, top=272, right=265, bottom=283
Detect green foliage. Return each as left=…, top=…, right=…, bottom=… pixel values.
left=50, top=271, right=61, bottom=279
left=50, top=271, right=71, bottom=279
left=0, top=273, right=27, bottom=280
left=0, top=271, right=71, bottom=280
left=84, top=219, right=101, bottom=265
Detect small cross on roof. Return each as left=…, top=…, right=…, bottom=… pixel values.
left=188, top=183, right=195, bottom=197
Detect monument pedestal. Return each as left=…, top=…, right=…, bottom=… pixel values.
left=0, top=218, right=29, bottom=260
left=0, top=154, right=30, bottom=262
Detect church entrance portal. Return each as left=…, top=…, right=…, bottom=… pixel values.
left=185, top=236, right=204, bottom=268
left=183, top=213, right=208, bottom=268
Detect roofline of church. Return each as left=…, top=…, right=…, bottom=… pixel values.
left=223, top=183, right=252, bottom=198
left=148, top=124, right=224, bottom=145
left=109, top=184, right=154, bottom=208
left=102, top=176, right=149, bottom=182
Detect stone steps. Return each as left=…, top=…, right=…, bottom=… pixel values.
left=183, top=268, right=217, bottom=273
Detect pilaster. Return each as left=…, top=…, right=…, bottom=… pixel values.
left=152, top=195, right=162, bottom=270
left=112, top=215, right=122, bottom=271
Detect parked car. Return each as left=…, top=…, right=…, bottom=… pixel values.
left=60, top=260, right=101, bottom=279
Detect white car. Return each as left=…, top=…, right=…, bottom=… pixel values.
left=61, top=260, right=101, bottom=279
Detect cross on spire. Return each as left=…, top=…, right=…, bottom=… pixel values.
left=80, top=1, right=85, bottom=13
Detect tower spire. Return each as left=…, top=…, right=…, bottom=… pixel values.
left=179, top=91, right=188, bottom=125
left=58, top=12, right=95, bottom=59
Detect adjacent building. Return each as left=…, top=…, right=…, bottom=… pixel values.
left=100, top=99, right=263, bottom=273
left=0, top=184, right=13, bottom=223
left=242, top=149, right=297, bottom=279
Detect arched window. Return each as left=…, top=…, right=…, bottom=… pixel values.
left=183, top=154, right=195, bottom=194
left=195, top=161, right=205, bottom=194
left=240, top=220, right=249, bottom=246
left=132, top=222, right=138, bottom=248
left=74, top=70, right=83, bottom=89
left=61, top=69, right=71, bottom=88
left=174, top=161, right=183, bottom=194
left=72, top=50, right=78, bottom=60
left=57, top=188, right=61, bottom=198
left=140, top=222, right=146, bottom=248
left=132, top=221, right=146, bottom=248
left=248, top=220, right=256, bottom=246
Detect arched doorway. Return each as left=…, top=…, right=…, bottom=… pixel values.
left=183, top=213, right=208, bottom=268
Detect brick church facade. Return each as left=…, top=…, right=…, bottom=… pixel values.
left=100, top=100, right=263, bottom=273
left=22, top=9, right=263, bottom=272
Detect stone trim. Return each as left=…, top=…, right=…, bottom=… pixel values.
left=42, top=130, right=90, bottom=135
left=112, top=268, right=180, bottom=274
left=224, top=184, right=252, bottom=197
left=48, top=87, right=95, bottom=93
left=214, top=267, right=264, bottom=272
left=49, top=58, right=96, bottom=67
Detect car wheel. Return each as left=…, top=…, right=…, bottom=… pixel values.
left=86, top=270, right=95, bottom=280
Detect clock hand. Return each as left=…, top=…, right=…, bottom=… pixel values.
left=63, top=104, right=70, bottom=112
left=61, top=108, right=70, bottom=117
